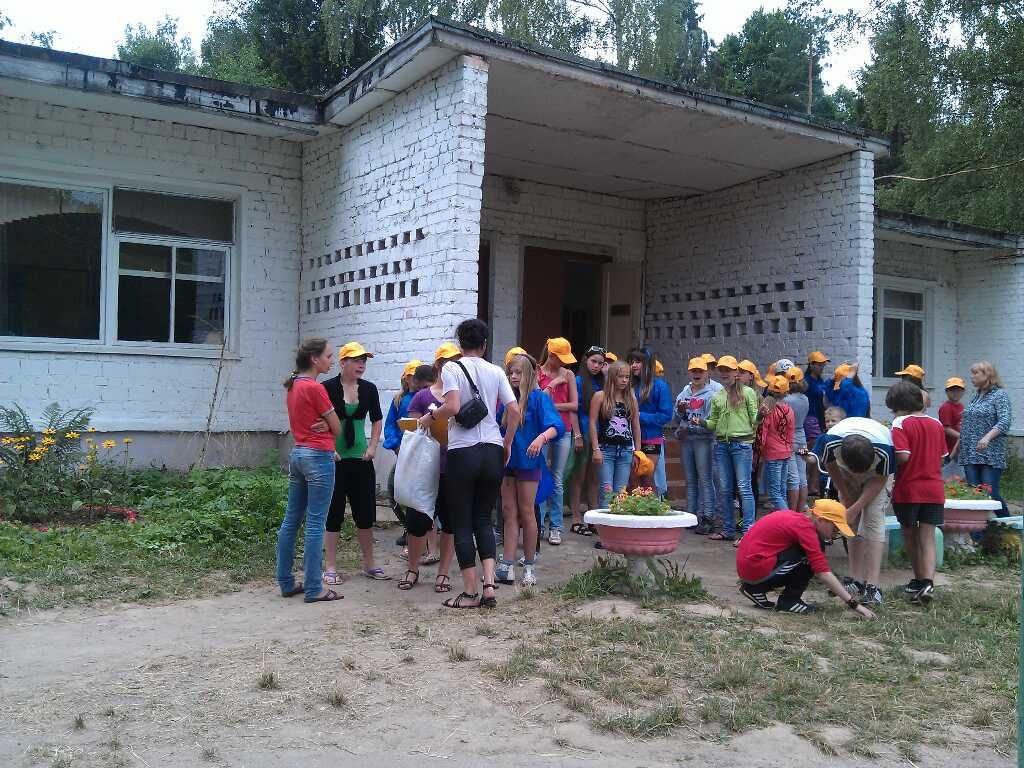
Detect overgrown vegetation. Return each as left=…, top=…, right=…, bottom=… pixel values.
left=559, top=555, right=706, bottom=603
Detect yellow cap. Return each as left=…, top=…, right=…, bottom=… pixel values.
left=687, top=357, right=708, bottom=372
left=895, top=364, right=926, bottom=380
left=701, top=353, right=717, bottom=365
left=945, top=377, right=966, bottom=390
left=504, top=346, right=528, bottom=367
left=402, top=359, right=423, bottom=378
left=632, top=450, right=654, bottom=477
left=785, top=366, right=805, bottom=383
left=546, top=337, right=577, bottom=365
left=338, top=341, right=373, bottom=360
left=810, top=499, right=855, bottom=538
left=833, top=363, right=854, bottom=389
left=655, top=360, right=665, bottom=376
left=738, top=360, right=766, bottom=388
left=434, top=341, right=461, bottom=361
left=766, top=374, right=790, bottom=396
left=766, top=362, right=777, bottom=378
left=716, top=355, right=739, bottom=370
left=604, top=352, right=618, bottom=363
left=807, top=351, right=830, bottom=364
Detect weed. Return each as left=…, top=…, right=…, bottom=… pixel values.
left=326, top=689, right=347, bottom=708
left=342, top=657, right=358, bottom=670
left=73, top=714, right=85, bottom=730
left=201, top=746, right=218, bottom=761
left=401, top=654, right=416, bottom=664
left=103, top=707, right=115, bottom=718
left=51, top=756, right=72, bottom=768
left=447, top=643, right=471, bottom=662
left=516, top=587, right=536, bottom=601
left=476, top=624, right=497, bottom=638
left=257, top=670, right=280, bottom=690
left=559, top=557, right=625, bottom=599
left=970, top=706, right=995, bottom=727
left=486, top=647, right=537, bottom=684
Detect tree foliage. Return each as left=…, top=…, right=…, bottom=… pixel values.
left=115, top=16, right=197, bottom=72
left=859, top=0, right=1024, bottom=231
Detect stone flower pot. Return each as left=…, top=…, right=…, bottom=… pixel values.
left=943, top=499, right=1002, bottom=534
left=583, top=509, right=698, bottom=556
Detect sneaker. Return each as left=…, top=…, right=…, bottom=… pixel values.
left=842, top=576, right=865, bottom=593
left=911, top=582, right=934, bottom=605
left=517, top=553, right=540, bottom=566
left=904, top=578, right=925, bottom=594
left=548, top=529, right=562, bottom=546
left=521, top=565, right=537, bottom=587
left=739, top=584, right=775, bottom=609
left=494, top=528, right=503, bottom=546
left=775, top=597, right=817, bottom=614
left=495, top=562, right=515, bottom=585
left=861, top=583, right=883, bottom=607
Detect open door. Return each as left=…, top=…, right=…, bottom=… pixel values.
left=602, top=262, right=642, bottom=357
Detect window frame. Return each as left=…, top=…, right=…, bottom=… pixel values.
left=873, top=276, right=933, bottom=385
left=0, top=168, right=241, bottom=359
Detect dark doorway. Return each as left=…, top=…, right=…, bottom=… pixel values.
left=477, top=239, right=490, bottom=324
left=521, top=246, right=608, bottom=361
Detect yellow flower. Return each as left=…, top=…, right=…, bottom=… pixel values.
left=65, top=432, right=80, bottom=439
left=122, top=438, right=133, bottom=445
left=27, top=452, right=42, bottom=462
left=87, top=426, right=98, bottom=432
left=102, top=440, right=117, bottom=449
left=42, top=428, right=56, bottom=435
left=41, top=437, right=57, bottom=447
left=0, top=437, right=12, bottom=445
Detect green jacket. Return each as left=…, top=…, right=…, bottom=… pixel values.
left=705, top=387, right=758, bottom=441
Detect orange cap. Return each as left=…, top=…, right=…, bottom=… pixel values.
left=701, top=353, right=717, bottom=366
left=807, top=351, right=830, bottom=364
left=766, top=374, right=790, bottom=396
left=504, top=346, right=528, bottom=367
left=785, top=366, right=805, bottom=383
left=895, top=364, right=925, bottom=381
left=402, top=359, right=423, bottom=378
left=633, top=450, right=654, bottom=477
left=945, top=377, right=966, bottom=390
left=833, top=363, right=854, bottom=389
left=810, top=499, right=855, bottom=537
left=716, top=355, right=739, bottom=370
left=338, top=341, right=373, bottom=360
left=738, top=359, right=766, bottom=388
left=434, top=341, right=461, bottom=361
left=655, top=360, right=665, bottom=377
left=687, top=357, right=708, bottom=372
left=546, top=337, right=577, bottom=365
left=605, top=352, right=618, bottom=363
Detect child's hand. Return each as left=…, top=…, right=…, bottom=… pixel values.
left=527, top=435, right=546, bottom=457
left=311, top=418, right=329, bottom=433
left=592, top=448, right=603, bottom=465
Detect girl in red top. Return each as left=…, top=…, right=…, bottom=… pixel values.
left=277, top=339, right=343, bottom=603
left=887, top=381, right=948, bottom=605
left=537, top=337, right=579, bottom=545
left=757, top=375, right=796, bottom=512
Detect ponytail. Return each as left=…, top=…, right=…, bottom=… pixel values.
left=284, top=338, right=328, bottom=390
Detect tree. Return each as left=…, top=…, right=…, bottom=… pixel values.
left=115, top=16, right=197, bottom=72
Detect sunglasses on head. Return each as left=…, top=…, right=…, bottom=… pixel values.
left=585, top=346, right=606, bottom=357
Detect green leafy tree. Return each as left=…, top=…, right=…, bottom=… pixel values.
left=115, top=16, right=197, bottom=72
left=197, top=12, right=285, bottom=88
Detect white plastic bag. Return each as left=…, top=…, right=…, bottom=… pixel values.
left=394, top=427, right=441, bottom=518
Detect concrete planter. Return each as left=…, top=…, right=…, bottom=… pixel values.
left=583, top=509, right=698, bottom=556
left=943, top=498, right=1002, bottom=534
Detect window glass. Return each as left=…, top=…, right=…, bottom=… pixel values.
left=113, top=189, right=233, bottom=242
left=175, top=280, right=225, bottom=344
left=178, top=248, right=225, bottom=277
left=884, top=289, right=923, bottom=312
left=0, top=181, right=102, bottom=339
left=903, top=318, right=923, bottom=368
left=882, top=317, right=903, bottom=376
left=119, top=242, right=171, bottom=273
left=118, top=274, right=171, bottom=342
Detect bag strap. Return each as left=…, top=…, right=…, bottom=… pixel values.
left=453, top=360, right=481, bottom=396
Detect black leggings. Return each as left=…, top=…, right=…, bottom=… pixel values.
left=745, top=545, right=812, bottom=599
left=406, top=481, right=452, bottom=537
left=327, top=458, right=376, bottom=532
left=444, top=444, right=504, bottom=570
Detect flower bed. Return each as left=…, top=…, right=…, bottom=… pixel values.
left=585, top=488, right=697, bottom=556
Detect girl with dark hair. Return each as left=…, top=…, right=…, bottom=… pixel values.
left=416, top=319, right=521, bottom=608
left=827, top=362, right=871, bottom=418
left=537, top=337, right=579, bottom=545
left=567, top=346, right=605, bottom=534
left=627, top=348, right=673, bottom=493
left=277, top=339, right=344, bottom=603
left=322, top=342, right=386, bottom=584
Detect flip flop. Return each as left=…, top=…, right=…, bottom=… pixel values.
left=304, top=589, right=343, bottom=603
left=363, top=568, right=391, bottom=581
left=323, top=570, right=344, bottom=585
left=569, top=523, right=592, bottom=536
left=280, top=584, right=304, bottom=598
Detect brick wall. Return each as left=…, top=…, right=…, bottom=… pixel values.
left=644, top=151, right=875, bottom=392
left=0, top=94, right=302, bottom=435
left=301, top=55, right=488, bottom=403
left=481, top=175, right=646, bottom=357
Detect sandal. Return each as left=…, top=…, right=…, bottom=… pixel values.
left=569, top=523, right=592, bottom=536
left=304, top=589, right=343, bottom=603
left=434, top=574, right=452, bottom=593
left=280, top=584, right=304, bottom=598
left=363, top=568, right=391, bottom=581
left=443, top=591, right=480, bottom=608
left=322, top=570, right=344, bottom=585
left=480, top=583, right=497, bottom=609
left=709, top=533, right=735, bottom=542
left=420, top=551, right=440, bottom=565
left=398, top=570, right=419, bottom=590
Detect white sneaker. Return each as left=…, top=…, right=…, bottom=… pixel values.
left=521, top=565, right=537, bottom=586
left=495, top=562, right=515, bottom=585
left=548, top=529, right=562, bottom=545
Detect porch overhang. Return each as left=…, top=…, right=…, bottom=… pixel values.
left=876, top=209, right=1021, bottom=256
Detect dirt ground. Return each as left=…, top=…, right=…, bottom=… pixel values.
left=1, top=518, right=1016, bottom=768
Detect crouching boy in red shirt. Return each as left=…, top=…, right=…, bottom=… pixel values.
left=736, top=499, right=876, bottom=618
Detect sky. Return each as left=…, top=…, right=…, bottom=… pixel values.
left=2, top=0, right=873, bottom=90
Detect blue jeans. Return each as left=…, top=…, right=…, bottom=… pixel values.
left=682, top=437, right=716, bottom=522
left=715, top=441, right=755, bottom=537
left=652, top=443, right=668, bottom=497
left=543, top=432, right=572, bottom=531
left=276, top=447, right=336, bottom=600
left=962, top=463, right=1008, bottom=516
left=763, top=459, right=789, bottom=512
left=599, top=444, right=633, bottom=507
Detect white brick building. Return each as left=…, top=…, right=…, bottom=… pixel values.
left=0, top=20, right=1019, bottom=466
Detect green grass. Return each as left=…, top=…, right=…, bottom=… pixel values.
left=0, top=468, right=362, bottom=612
left=490, top=576, right=1020, bottom=753
left=1001, top=454, right=1024, bottom=505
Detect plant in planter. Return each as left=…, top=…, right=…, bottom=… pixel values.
left=608, top=487, right=671, bottom=516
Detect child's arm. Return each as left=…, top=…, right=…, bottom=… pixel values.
left=631, top=410, right=643, bottom=453
left=382, top=399, right=402, bottom=452
left=589, top=392, right=604, bottom=464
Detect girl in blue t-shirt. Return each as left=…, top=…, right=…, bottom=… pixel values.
left=497, top=353, right=564, bottom=587
left=627, top=348, right=673, bottom=495
left=383, top=359, right=423, bottom=548
left=567, top=345, right=606, bottom=535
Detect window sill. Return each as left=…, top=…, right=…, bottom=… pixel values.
left=0, top=340, right=240, bottom=360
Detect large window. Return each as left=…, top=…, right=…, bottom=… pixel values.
left=874, top=283, right=927, bottom=379
left=0, top=177, right=234, bottom=350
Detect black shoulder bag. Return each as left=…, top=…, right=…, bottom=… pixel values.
left=452, top=360, right=489, bottom=429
